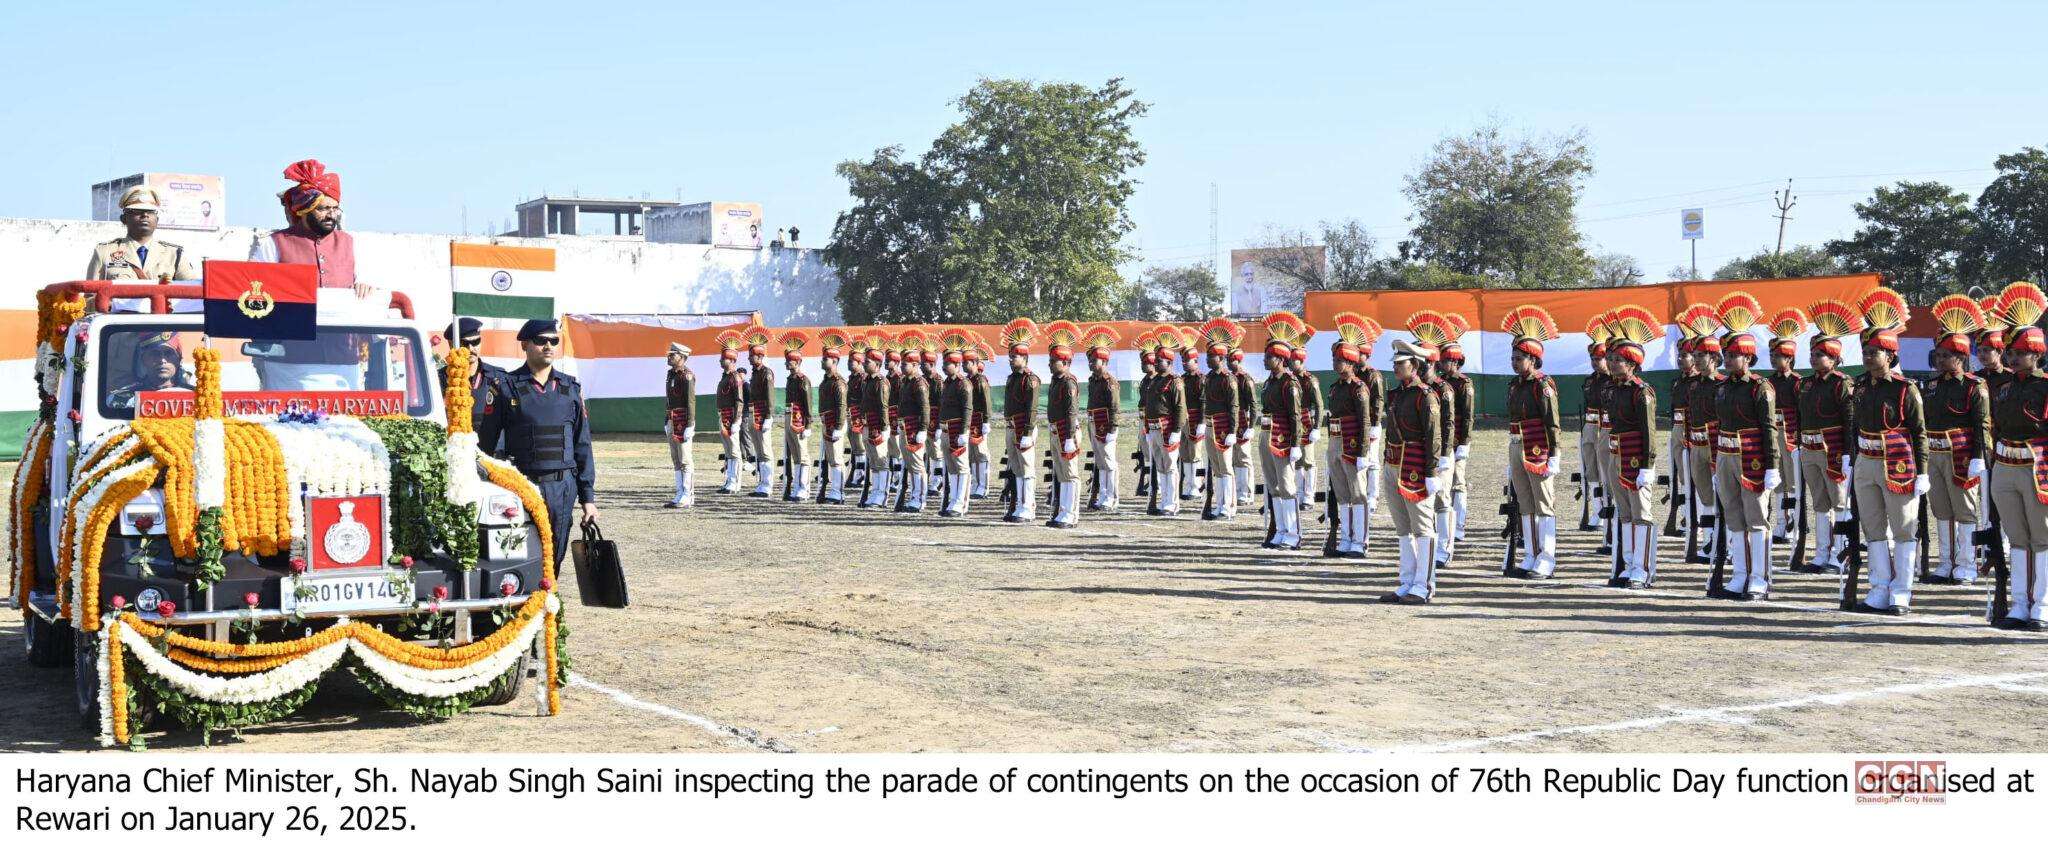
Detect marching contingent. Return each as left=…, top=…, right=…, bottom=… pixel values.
left=658, top=283, right=2048, bottom=631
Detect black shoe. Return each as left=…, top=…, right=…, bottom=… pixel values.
left=1707, top=586, right=1743, bottom=600
left=823, top=497, right=846, bottom=506
left=1524, top=570, right=1554, bottom=581
left=1377, top=592, right=1403, bottom=604
left=748, top=491, right=769, bottom=498
left=1201, top=512, right=1221, bottom=521
left=662, top=501, right=680, bottom=509
left=1505, top=567, right=1530, bottom=579
left=1625, top=579, right=1647, bottom=590
left=1002, top=515, right=1024, bottom=523
left=1992, top=617, right=2025, bottom=630
left=1771, top=535, right=1790, bottom=545
left=1923, top=574, right=1955, bottom=585
left=896, top=506, right=921, bottom=514
left=1789, top=564, right=1822, bottom=574
left=939, top=510, right=960, bottom=518
left=1741, top=591, right=1768, bottom=602
left=1322, top=550, right=1345, bottom=559
left=1147, top=508, right=1166, bottom=516
left=1605, top=576, right=1629, bottom=588
left=2027, top=620, right=2048, bottom=632
left=1685, top=554, right=1710, bottom=565
left=1084, top=504, right=1105, bottom=513
left=1341, top=551, right=1366, bottom=560
left=1885, top=605, right=1911, bottom=617
left=1952, top=577, right=1978, bottom=586
left=1594, top=544, right=1612, bottom=556
left=1397, top=594, right=1431, bottom=605
left=1851, top=601, right=1889, bottom=615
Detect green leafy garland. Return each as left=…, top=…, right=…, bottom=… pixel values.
left=125, top=652, right=323, bottom=747
left=360, top=418, right=480, bottom=570
left=345, top=654, right=521, bottom=719
left=193, top=507, right=224, bottom=588
left=553, top=607, right=572, bottom=687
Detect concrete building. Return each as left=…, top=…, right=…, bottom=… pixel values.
left=510, top=195, right=681, bottom=239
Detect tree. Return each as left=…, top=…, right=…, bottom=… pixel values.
left=1666, top=265, right=1700, bottom=282
left=1592, top=251, right=1645, bottom=287
left=826, top=78, right=1148, bottom=323
left=1120, top=263, right=1223, bottom=321
left=1401, top=121, right=1597, bottom=288
left=1972, top=146, right=2048, bottom=285
left=1712, top=245, right=1842, bottom=281
left=1824, top=180, right=1975, bottom=304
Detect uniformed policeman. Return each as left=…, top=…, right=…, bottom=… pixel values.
left=1231, top=347, right=1259, bottom=508
left=1176, top=326, right=1207, bottom=504
left=1500, top=306, right=1562, bottom=578
left=1325, top=314, right=1376, bottom=558
left=892, top=330, right=933, bottom=512
left=1259, top=312, right=1309, bottom=549
left=1677, top=304, right=1727, bottom=564
left=1707, top=293, right=1783, bottom=601
left=1135, top=337, right=1160, bottom=500
left=1290, top=335, right=1325, bottom=531
left=1082, top=325, right=1123, bottom=512
left=1664, top=335, right=1697, bottom=541
left=859, top=332, right=895, bottom=509
left=1380, top=338, right=1442, bottom=604
left=1434, top=316, right=1475, bottom=556
left=1353, top=319, right=1386, bottom=552
left=742, top=328, right=776, bottom=497
left=1601, top=307, right=1663, bottom=589
left=661, top=341, right=696, bottom=508
left=778, top=331, right=814, bottom=501
left=1796, top=303, right=1858, bottom=574
left=1198, top=318, right=1244, bottom=521
left=883, top=337, right=908, bottom=503
left=967, top=340, right=995, bottom=499
left=713, top=331, right=748, bottom=494
left=937, top=329, right=976, bottom=517
left=1408, top=312, right=1459, bottom=568
left=1924, top=297, right=1993, bottom=585
left=1044, top=321, right=1084, bottom=528
left=440, top=317, right=510, bottom=452
left=87, top=187, right=200, bottom=283
left=1765, top=310, right=1807, bottom=548
left=814, top=330, right=851, bottom=505
left=921, top=343, right=946, bottom=499
left=477, top=319, right=598, bottom=566
left=1988, top=282, right=2048, bottom=631
left=1849, top=288, right=1928, bottom=616
left=1000, top=320, right=1043, bottom=523
left=1580, top=321, right=1614, bottom=538
left=1975, top=295, right=2019, bottom=571
left=1147, top=329, right=1185, bottom=517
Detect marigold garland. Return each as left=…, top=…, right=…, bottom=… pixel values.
left=480, top=457, right=556, bottom=582
left=108, top=625, right=129, bottom=745
left=120, top=590, right=549, bottom=664
left=75, top=466, right=161, bottom=631
left=57, top=454, right=150, bottom=622
left=443, top=348, right=475, bottom=435
left=10, top=420, right=53, bottom=610
left=192, top=348, right=223, bottom=420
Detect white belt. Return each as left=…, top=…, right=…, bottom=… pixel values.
left=1715, top=435, right=1740, bottom=450
left=1998, top=443, right=2033, bottom=461
left=1857, top=436, right=1886, bottom=452
left=1799, top=433, right=1827, bottom=448
left=1929, top=436, right=1953, bottom=451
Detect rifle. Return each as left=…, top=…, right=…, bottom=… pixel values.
left=1572, top=469, right=1593, bottom=531
left=1663, top=440, right=1685, bottom=538
left=1915, top=492, right=1931, bottom=580
left=1500, top=483, right=1522, bottom=577
left=1788, top=480, right=1810, bottom=570
left=1324, top=476, right=1341, bottom=557
left=1706, top=484, right=1729, bottom=596
left=1979, top=499, right=2009, bottom=623
left=1133, top=443, right=1152, bottom=497
left=1684, top=446, right=1703, bottom=564
left=1837, top=474, right=1866, bottom=611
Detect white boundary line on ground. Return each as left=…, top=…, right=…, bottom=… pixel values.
left=1316, top=669, right=2048, bottom=753
left=568, top=673, right=794, bottom=752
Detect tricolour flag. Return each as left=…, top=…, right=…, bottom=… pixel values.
left=202, top=260, right=318, bottom=340
left=450, top=243, right=556, bottom=322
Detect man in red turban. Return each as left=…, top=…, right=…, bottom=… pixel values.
left=249, top=159, right=371, bottom=300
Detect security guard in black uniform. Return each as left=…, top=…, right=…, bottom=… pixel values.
left=441, top=317, right=510, bottom=453
left=479, top=319, right=598, bottom=566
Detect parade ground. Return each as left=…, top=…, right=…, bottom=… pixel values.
left=5, top=427, right=2047, bottom=754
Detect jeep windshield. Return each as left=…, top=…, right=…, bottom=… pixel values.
left=97, top=323, right=434, bottom=419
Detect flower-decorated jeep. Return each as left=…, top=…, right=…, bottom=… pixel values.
left=10, top=281, right=564, bottom=747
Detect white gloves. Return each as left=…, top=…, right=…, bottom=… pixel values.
left=1839, top=456, right=1852, bottom=478
left=1544, top=456, right=1560, bottom=478
left=1434, top=457, right=1451, bottom=474
left=953, top=434, right=966, bottom=449
left=1222, top=433, right=1237, bottom=448
left=1968, top=458, right=1985, bottom=481
left=979, top=422, right=991, bottom=438
left=1424, top=474, right=1441, bottom=495
left=1636, top=469, right=1653, bottom=489
left=1288, top=446, right=1302, bottom=463
left=1912, top=474, right=1930, bottom=496
left=1763, top=468, right=1781, bottom=491
left=1195, top=423, right=1208, bottom=438
left=911, top=432, right=925, bottom=446
left=1455, top=445, right=1470, bottom=461
left=1166, top=435, right=1181, bottom=451
left=1354, top=456, right=1369, bottom=472
left=878, top=428, right=891, bottom=443
left=681, top=427, right=694, bottom=443
left=1367, top=426, right=1382, bottom=442
left=1105, top=429, right=1119, bottom=443
left=1305, top=428, right=1319, bottom=444
left=1062, top=438, right=1077, bottom=455
left=1019, top=435, right=1035, bottom=451
left=824, top=427, right=838, bottom=442
left=1258, top=415, right=1271, bottom=428
left=662, top=421, right=672, bottom=437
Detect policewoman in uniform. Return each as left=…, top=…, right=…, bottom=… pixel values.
left=1231, top=347, right=1259, bottom=508
left=1000, top=320, right=1043, bottom=523
left=661, top=341, right=696, bottom=508
left=1290, top=335, right=1324, bottom=519
left=1677, top=304, right=1726, bottom=564
left=1144, top=331, right=1186, bottom=517
left=1435, top=317, right=1475, bottom=554
left=1923, top=297, right=1992, bottom=585
left=1083, top=325, right=1123, bottom=512
left=1259, top=313, right=1309, bottom=550
left=1848, top=288, right=1928, bottom=616
left=1324, top=314, right=1376, bottom=559
left=1500, top=306, right=1562, bottom=579
left=1043, top=321, right=1084, bottom=529
left=937, top=330, right=976, bottom=518
left=859, top=332, right=895, bottom=509
left=713, top=331, right=748, bottom=494
left=1601, top=307, right=1662, bottom=589
left=1408, top=312, right=1459, bottom=568
left=1379, top=338, right=1441, bottom=604
left=845, top=336, right=870, bottom=491
left=1177, top=327, right=1207, bottom=503
left=779, top=331, right=814, bottom=501
left=1665, top=335, right=1698, bottom=540
left=1988, top=282, right=2048, bottom=631
left=1796, top=302, right=1859, bottom=575
left=1579, top=320, right=1614, bottom=538
left=967, top=340, right=995, bottom=499
left=1352, top=319, right=1386, bottom=549
left=894, top=330, right=934, bottom=513
left=1199, top=319, right=1244, bottom=521
left=1765, top=311, right=1807, bottom=547
left=743, top=328, right=776, bottom=497
left=814, top=330, right=850, bottom=505
left=478, top=319, right=598, bottom=567
left=1706, top=293, right=1782, bottom=601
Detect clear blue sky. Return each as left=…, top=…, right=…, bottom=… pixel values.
left=3, top=1, right=2042, bottom=282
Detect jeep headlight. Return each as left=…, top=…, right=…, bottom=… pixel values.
left=484, top=492, right=525, bottom=525
left=120, top=489, right=167, bottom=536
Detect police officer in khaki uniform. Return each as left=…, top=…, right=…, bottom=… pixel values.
left=1144, top=332, right=1186, bottom=516
left=814, top=330, right=851, bottom=505
left=1500, top=306, right=1562, bottom=578
left=779, top=331, right=814, bottom=501
left=1664, top=338, right=1698, bottom=540
left=1355, top=319, right=1387, bottom=551
left=1765, top=312, right=1807, bottom=548
left=1408, top=312, right=1460, bottom=568
left=1796, top=304, right=1858, bottom=575
left=1601, top=306, right=1663, bottom=588
left=967, top=341, right=995, bottom=498
left=1081, top=325, right=1123, bottom=512
left=1849, top=288, right=1928, bottom=616
left=741, top=328, right=776, bottom=497
left=1198, top=319, right=1244, bottom=521
left=1290, top=338, right=1323, bottom=519
left=1324, top=314, right=1375, bottom=558
left=1176, top=327, right=1207, bottom=503
left=1579, top=322, right=1614, bottom=538
left=937, top=331, right=975, bottom=517
left=1435, top=322, right=1475, bottom=554
left=1231, top=348, right=1259, bottom=507
left=1989, top=284, right=2048, bottom=630
left=1676, top=305, right=1727, bottom=565
left=662, top=342, right=696, bottom=508
left=1043, top=321, right=1084, bottom=528
left=713, top=331, right=748, bottom=494
left=859, top=333, right=895, bottom=509
left=87, top=187, right=200, bottom=283
left=895, top=330, right=934, bottom=512
left=1259, top=313, right=1309, bottom=549
left=1924, top=297, right=1993, bottom=585
left=1379, top=338, right=1442, bottom=604
left=1707, top=294, right=1783, bottom=601
left=1000, top=320, right=1043, bottom=523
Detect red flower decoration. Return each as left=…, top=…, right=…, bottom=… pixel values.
left=539, top=577, right=554, bottom=591
left=110, top=595, right=127, bottom=610
left=399, top=555, right=414, bottom=567
left=67, top=409, right=82, bottom=423
left=74, top=329, right=89, bottom=343
left=432, top=585, right=450, bottom=601
left=290, top=557, right=307, bottom=574
left=133, top=514, right=156, bottom=532
left=156, top=600, right=177, bottom=618
left=244, top=592, right=260, bottom=607
left=499, top=581, right=516, bottom=596
left=500, top=506, right=519, bottom=519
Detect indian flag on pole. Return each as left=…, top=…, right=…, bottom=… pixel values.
left=450, top=243, right=556, bottom=322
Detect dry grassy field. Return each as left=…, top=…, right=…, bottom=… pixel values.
left=6, top=427, right=2047, bottom=753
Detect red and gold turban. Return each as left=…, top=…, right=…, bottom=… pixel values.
left=279, top=159, right=342, bottom=216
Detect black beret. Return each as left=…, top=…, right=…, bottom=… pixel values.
left=516, top=319, right=559, bottom=341
left=449, top=317, right=483, bottom=340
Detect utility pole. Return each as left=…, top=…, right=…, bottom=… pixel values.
left=1772, top=179, right=1797, bottom=256
left=1209, top=182, right=1220, bottom=312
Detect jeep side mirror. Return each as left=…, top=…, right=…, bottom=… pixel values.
left=242, top=341, right=285, bottom=358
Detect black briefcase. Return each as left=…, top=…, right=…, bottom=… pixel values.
left=570, top=519, right=630, bottom=608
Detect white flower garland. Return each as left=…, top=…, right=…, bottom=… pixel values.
left=347, top=610, right=542, bottom=698
left=36, top=341, right=60, bottom=397
left=67, top=459, right=161, bottom=627
left=444, top=431, right=483, bottom=510
left=258, top=417, right=394, bottom=564
left=117, top=622, right=348, bottom=704
left=193, top=419, right=225, bottom=509
left=95, top=625, right=114, bottom=747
